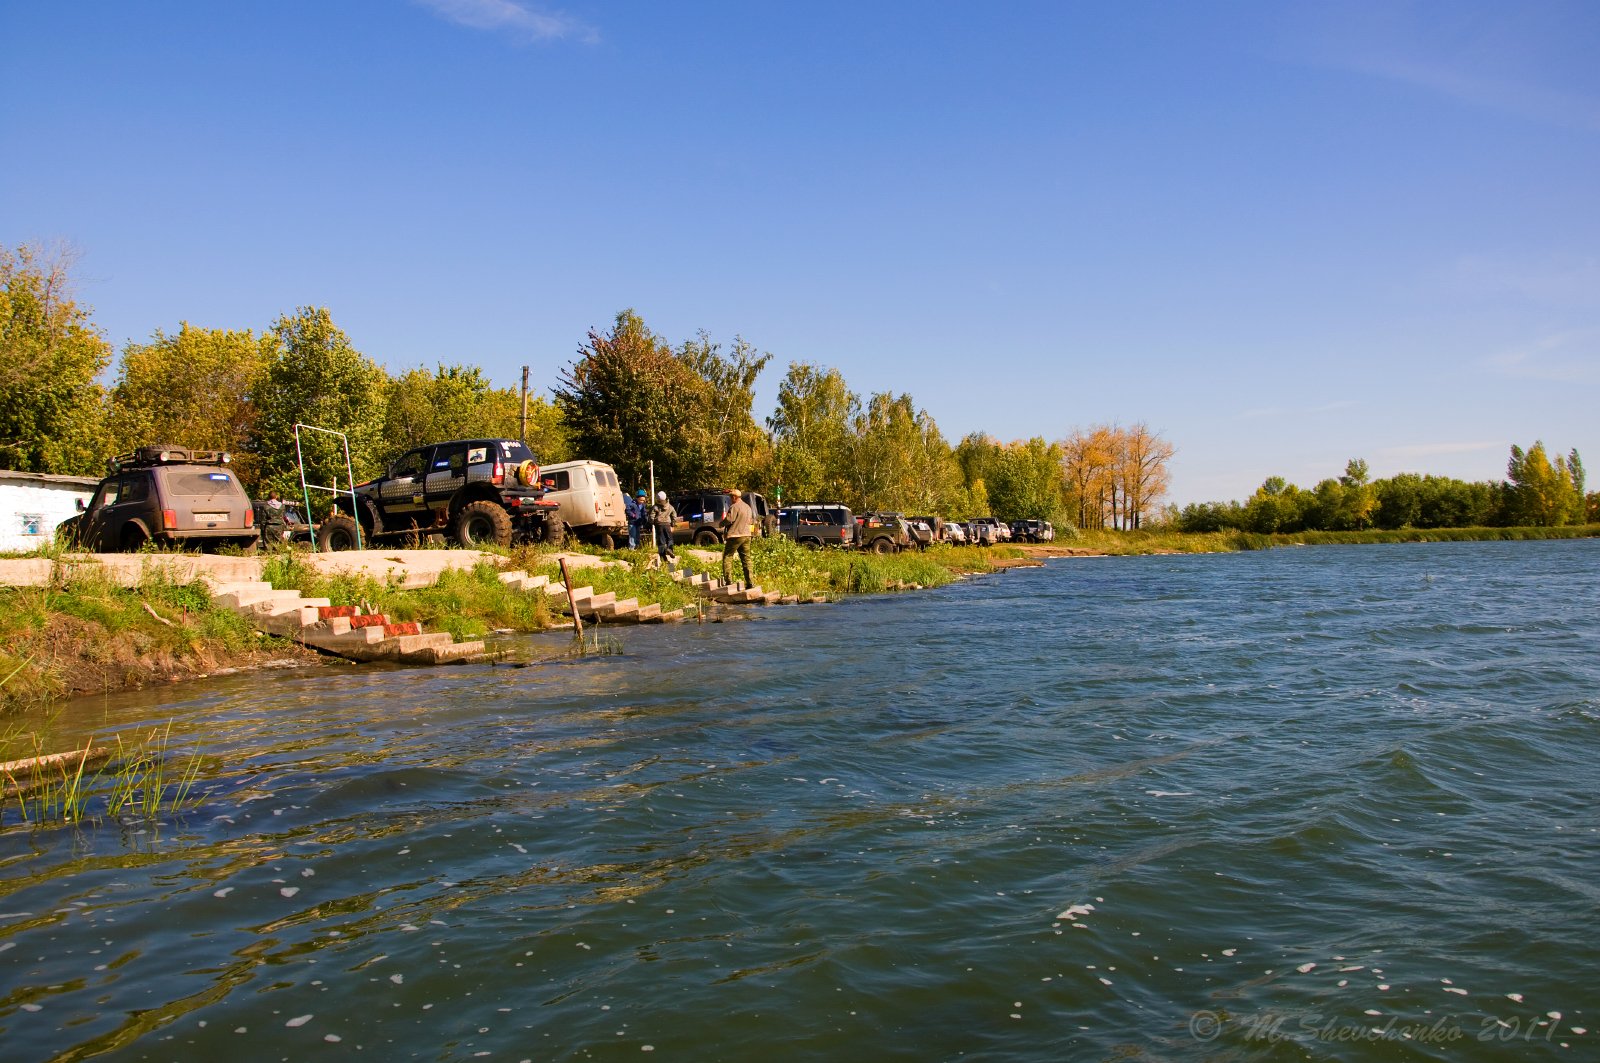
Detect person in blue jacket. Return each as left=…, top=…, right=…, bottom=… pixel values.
left=626, top=489, right=647, bottom=549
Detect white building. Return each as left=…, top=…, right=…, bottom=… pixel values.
left=0, top=470, right=100, bottom=552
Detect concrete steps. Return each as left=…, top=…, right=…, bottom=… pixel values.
left=492, top=569, right=692, bottom=625
left=204, top=578, right=490, bottom=667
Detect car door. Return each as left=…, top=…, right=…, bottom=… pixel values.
left=380, top=447, right=432, bottom=522
left=78, top=480, right=120, bottom=551
left=424, top=442, right=469, bottom=513
left=95, top=471, right=155, bottom=550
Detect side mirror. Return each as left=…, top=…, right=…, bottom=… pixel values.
left=77, top=498, right=87, bottom=511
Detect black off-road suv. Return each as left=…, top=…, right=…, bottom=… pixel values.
left=317, top=438, right=563, bottom=550
left=58, top=445, right=258, bottom=553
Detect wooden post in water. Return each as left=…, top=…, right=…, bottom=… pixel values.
left=558, top=556, right=583, bottom=637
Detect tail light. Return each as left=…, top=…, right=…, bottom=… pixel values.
left=244, top=508, right=254, bottom=528
left=162, top=509, right=178, bottom=530
left=594, top=500, right=601, bottom=516
left=492, top=461, right=504, bottom=485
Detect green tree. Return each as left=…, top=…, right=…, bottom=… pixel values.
left=679, top=332, right=772, bottom=487
left=555, top=309, right=712, bottom=489
left=107, top=323, right=271, bottom=483
left=252, top=307, right=390, bottom=500
left=0, top=245, right=112, bottom=474
left=767, top=362, right=857, bottom=503
left=1506, top=441, right=1581, bottom=526
left=1337, top=458, right=1377, bottom=529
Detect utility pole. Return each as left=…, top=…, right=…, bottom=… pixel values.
left=519, top=366, right=530, bottom=445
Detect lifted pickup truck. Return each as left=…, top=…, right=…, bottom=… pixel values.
left=316, top=438, right=563, bottom=550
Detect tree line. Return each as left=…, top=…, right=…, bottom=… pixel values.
left=1178, top=449, right=1595, bottom=533
left=2, top=245, right=1168, bottom=524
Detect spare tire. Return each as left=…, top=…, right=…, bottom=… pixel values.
left=317, top=514, right=362, bottom=551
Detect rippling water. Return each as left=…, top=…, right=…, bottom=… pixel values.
left=3, top=541, right=1597, bottom=1061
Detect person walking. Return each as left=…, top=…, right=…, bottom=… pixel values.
left=649, top=491, right=678, bottom=570
left=718, top=489, right=755, bottom=588
left=626, top=489, right=647, bottom=549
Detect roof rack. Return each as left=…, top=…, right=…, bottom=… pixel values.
left=108, top=446, right=233, bottom=474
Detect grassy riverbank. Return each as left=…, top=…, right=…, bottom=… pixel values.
left=0, top=567, right=314, bottom=712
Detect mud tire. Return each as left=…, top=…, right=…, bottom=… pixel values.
left=453, top=501, right=513, bottom=548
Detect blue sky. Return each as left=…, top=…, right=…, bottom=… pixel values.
left=3, top=0, right=1596, bottom=505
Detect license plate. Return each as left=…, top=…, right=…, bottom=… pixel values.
left=194, top=512, right=228, bottom=522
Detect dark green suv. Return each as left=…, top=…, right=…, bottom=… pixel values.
left=59, top=446, right=258, bottom=552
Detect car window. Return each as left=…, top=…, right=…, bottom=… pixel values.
left=91, top=481, right=119, bottom=509
left=164, top=470, right=240, bottom=496
left=119, top=473, right=152, bottom=504
left=391, top=450, right=428, bottom=479
left=502, top=441, right=535, bottom=464
left=544, top=470, right=571, bottom=492
left=432, top=444, right=468, bottom=474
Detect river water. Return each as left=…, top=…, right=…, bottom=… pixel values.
left=2, top=541, right=1597, bottom=1061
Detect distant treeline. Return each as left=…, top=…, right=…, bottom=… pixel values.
left=1178, top=452, right=1596, bottom=533
left=1, top=244, right=1177, bottom=525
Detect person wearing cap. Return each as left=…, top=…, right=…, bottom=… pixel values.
left=625, top=489, right=647, bottom=549
left=648, top=490, right=678, bottom=570
left=718, top=489, right=755, bottom=588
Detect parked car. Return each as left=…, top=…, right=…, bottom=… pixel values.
left=944, top=520, right=968, bottom=544
left=58, top=445, right=258, bottom=553
left=319, top=437, right=562, bottom=550
left=1010, top=519, right=1055, bottom=543
left=905, top=518, right=934, bottom=550
left=855, top=511, right=913, bottom=553
left=908, top=515, right=946, bottom=543
left=670, top=489, right=777, bottom=545
left=968, top=516, right=1009, bottom=544
left=777, top=503, right=856, bottom=548
left=536, top=459, right=629, bottom=548
left=964, top=520, right=996, bottom=547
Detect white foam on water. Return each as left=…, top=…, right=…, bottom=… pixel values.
left=280, top=887, right=299, bottom=898
left=1444, top=987, right=1468, bottom=995
left=213, top=888, right=233, bottom=898
left=1507, top=993, right=1524, bottom=1002
left=1144, top=790, right=1193, bottom=797
left=390, top=974, right=403, bottom=984
left=1297, top=963, right=1316, bottom=974
left=285, top=1014, right=312, bottom=1027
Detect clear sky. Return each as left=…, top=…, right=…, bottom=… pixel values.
left=3, top=1, right=1596, bottom=506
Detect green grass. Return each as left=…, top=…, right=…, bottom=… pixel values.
left=2, top=722, right=206, bottom=827
left=0, top=569, right=266, bottom=713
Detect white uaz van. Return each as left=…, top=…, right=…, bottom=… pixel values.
left=537, top=459, right=629, bottom=547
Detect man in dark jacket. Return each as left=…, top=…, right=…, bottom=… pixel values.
left=648, top=491, right=678, bottom=570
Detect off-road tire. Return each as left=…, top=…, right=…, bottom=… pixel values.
left=594, top=530, right=616, bottom=550
left=317, top=514, right=362, bottom=551
left=528, top=513, right=566, bottom=546
left=871, top=537, right=893, bottom=554
left=453, top=500, right=513, bottom=548
left=121, top=524, right=149, bottom=552
left=800, top=536, right=822, bottom=549
left=694, top=528, right=721, bottom=547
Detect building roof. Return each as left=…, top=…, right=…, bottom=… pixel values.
left=0, top=469, right=101, bottom=488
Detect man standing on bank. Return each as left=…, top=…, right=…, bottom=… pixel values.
left=719, top=488, right=755, bottom=588
left=649, top=491, right=678, bottom=571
